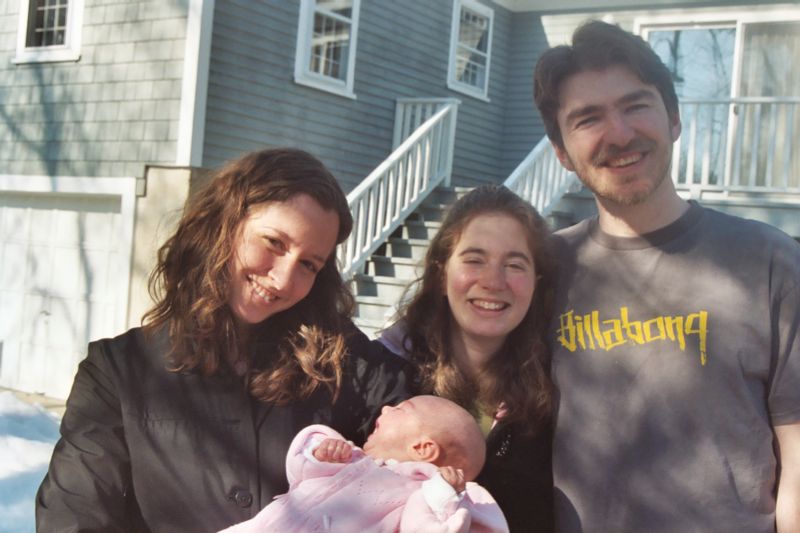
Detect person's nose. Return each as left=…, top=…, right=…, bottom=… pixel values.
left=479, top=263, right=506, bottom=291
left=268, top=256, right=296, bottom=292
left=603, top=111, right=636, bottom=148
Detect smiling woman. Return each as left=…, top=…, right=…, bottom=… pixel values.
left=35, top=148, right=409, bottom=532
left=375, top=185, right=557, bottom=532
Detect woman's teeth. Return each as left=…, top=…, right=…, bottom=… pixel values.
left=471, top=299, right=506, bottom=311
left=249, top=276, right=276, bottom=303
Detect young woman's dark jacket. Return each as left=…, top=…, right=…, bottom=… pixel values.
left=36, top=324, right=409, bottom=532
left=477, top=419, right=554, bottom=533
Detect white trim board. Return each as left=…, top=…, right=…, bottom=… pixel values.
left=177, top=0, right=215, bottom=167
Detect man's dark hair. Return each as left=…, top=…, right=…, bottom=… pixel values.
left=533, top=20, right=679, bottom=149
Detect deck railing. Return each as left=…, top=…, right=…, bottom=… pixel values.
left=338, top=98, right=459, bottom=279
left=505, top=97, right=800, bottom=209
left=674, top=97, right=800, bottom=196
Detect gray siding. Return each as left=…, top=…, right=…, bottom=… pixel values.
left=203, top=0, right=521, bottom=191
left=501, top=12, right=548, bottom=176
left=0, top=0, right=187, bottom=178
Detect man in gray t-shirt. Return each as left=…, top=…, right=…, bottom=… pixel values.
left=533, top=20, right=800, bottom=532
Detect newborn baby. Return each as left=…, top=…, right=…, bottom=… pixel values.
left=220, top=395, right=508, bottom=532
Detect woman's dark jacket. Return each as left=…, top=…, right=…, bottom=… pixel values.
left=477, top=420, right=554, bottom=533
left=36, top=325, right=409, bottom=532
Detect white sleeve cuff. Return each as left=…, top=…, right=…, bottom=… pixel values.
left=302, top=435, right=326, bottom=463
left=421, top=473, right=464, bottom=519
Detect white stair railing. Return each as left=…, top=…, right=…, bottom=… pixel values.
left=338, top=98, right=460, bottom=279
left=503, top=136, right=579, bottom=216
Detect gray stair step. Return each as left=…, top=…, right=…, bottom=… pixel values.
left=546, top=209, right=575, bottom=231
left=353, top=273, right=412, bottom=301
left=382, top=238, right=430, bottom=260
left=355, top=295, right=397, bottom=321
left=409, top=203, right=450, bottom=223
left=365, top=255, right=422, bottom=279
left=426, top=186, right=472, bottom=205
left=398, top=219, right=441, bottom=240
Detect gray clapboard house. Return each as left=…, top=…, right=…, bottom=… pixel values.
left=1, top=0, right=798, bottom=399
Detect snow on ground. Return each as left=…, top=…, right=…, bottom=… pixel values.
left=0, top=392, right=60, bottom=533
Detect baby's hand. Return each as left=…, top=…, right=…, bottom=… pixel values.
left=438, top=466, right=466, bottom=493
left=313, top=438, right=353, bottom=463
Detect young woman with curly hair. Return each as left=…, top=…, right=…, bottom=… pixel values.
left=37, top=148, right=408, bottom=532
left=377, top=184, right=557, bottom=532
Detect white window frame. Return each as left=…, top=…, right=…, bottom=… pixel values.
left=447, top=0, right=493, bottom=102
left=294, top=0, right=361, bottom=99
left=13, top=0, right=84, bottom=64
left=634, top=7, right=800, bottom=100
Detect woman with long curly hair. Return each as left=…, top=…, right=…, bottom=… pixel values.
left=37, top=148, right=408, bottom=532
left=377, top=184, right=557, bottom=532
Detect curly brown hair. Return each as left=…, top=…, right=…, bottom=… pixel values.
left=399, top=185, right=555, bottom=434
left=143, top=148, right=355, bottom=404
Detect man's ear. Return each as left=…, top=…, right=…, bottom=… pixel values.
left=411, top=438, right=441, bottom=464
left=670, top=112, right=682, bottom=142
left=554, top=142, right=575, bottom=171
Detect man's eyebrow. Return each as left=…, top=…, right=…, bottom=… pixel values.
left=563, top=89, right=658, bottom=126
left=564, top=104, right=603, bottom=126
left=618, top=89, right=658, bottom=106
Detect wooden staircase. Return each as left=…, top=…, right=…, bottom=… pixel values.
left=350, top=186, right=471, bottom=338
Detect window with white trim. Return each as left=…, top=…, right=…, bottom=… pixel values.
left=294, top=0, right=361, bottom=99
left=636, top=10, right=800, bottom=188
left=448, top=0, right=493, bottom=101
left=14, top=0, right=84, bottom=64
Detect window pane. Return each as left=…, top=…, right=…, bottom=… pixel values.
left=456, top=47, right=486, bottom=87
left=740, top=21, right=800, bottom=97
left=317, top=0, right=352, bottom=18
left=454, top=5, right=490, bottom=91
left=648, top=27, right=734, bottom=100
left=649, top=27, right=734, bottom=186
left=27, top=0, right=69, bottom=47
left=739, top=21, right=800, bottom=187
left=310, top=12, right=350, bottom=81
left=459, top=8, right=488, bottom=54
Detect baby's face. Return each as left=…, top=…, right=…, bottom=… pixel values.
left=363, top=398, right=430, bottom=461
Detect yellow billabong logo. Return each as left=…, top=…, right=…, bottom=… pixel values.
left=557, top=307, right=709, bottom=365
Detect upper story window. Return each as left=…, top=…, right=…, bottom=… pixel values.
left=448, top=0, right=493, bottom=101
left=13, top=0, right=84, bottom=64
left=294, top=0, right=361, bottom=99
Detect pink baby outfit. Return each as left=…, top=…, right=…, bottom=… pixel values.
left=220, top=424, right=508, bottom=533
